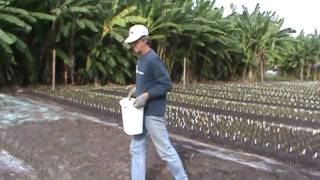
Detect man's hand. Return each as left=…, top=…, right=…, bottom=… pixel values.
left=133, top=92, right=149, bottom=109
left=127, top=86, right=136, bottom=100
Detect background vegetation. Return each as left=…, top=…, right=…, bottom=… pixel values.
left=0, top=0, right=319, bottom=86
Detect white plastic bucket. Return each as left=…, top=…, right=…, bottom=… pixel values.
left=119, top=98, right=144, bottom=135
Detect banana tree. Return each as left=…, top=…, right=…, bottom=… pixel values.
left=133, top=0, right=234, bottom=83
left=49, top=0, right=100, bottom=85
left=0, top=0, right=55, bottom=85
left=295, top=32, right=320, bottom=80
left=235, top=4, right=294, bottom=82
left=84, top=0, right=146, bottom=85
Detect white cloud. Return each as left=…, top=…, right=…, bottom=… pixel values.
left=214, top=0, right=320, bottom=34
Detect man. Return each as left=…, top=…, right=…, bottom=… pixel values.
left=125, top=24, right=188, bottom=180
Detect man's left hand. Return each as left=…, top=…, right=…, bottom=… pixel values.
left=133, top=92, right=149, bottom=109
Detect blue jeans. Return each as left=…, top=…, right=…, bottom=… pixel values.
left=130, top=115, right=188, bottom=180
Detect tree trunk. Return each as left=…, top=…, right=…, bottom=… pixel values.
left=184, top=46, right=194, bottom=84
left=94, top=75, right=99, bottom=86
left=300, top=64, right=304, bottom=81
left=183, top=57, right=186, bottom=87
left=70, top=64, right=75, bottom=85
left=257, top=51, right=264, bottom=83
left=231, top=65, right=237, bottom=81
left=52, top=49, right=56, bottom=91
left=41, top=21, right=57, bottom=84
left=69, top=21, right=76, bottom=85
left=64, top=64, right=68, bottom=85
left=226, top=60, right=237, bottom=81
left=313, top=64, right=320, bottom=81
left=306, top=64, right=312, bottom=80
left=248, top=66, right=254, bottom=82
left=40, top=21, right=56, bottom=67
left=260, top=58, right=264, bottom=83
left=242, top=65, right=247, bottom=81
left=313, top=71, right=317, bottom=81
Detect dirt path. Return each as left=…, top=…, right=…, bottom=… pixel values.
left=0, top=93, right=319, bottom=180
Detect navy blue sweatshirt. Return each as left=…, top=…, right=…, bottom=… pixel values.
left=136, top=49, right=172, bottom=116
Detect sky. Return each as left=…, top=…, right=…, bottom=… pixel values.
left=214, top=0, right=320, bottom=35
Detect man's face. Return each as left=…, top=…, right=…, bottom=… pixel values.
left=132, top=38, right=145, bottom=55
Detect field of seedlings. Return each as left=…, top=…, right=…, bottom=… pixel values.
left=27, top=82, right=320, bottom=168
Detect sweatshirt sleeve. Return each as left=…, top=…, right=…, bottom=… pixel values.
left=146, top=58, right=172, bottom=98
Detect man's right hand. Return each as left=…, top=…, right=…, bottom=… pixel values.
left=127, top=86, right=136, bottom=100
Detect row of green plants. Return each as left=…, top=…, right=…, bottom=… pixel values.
left=169, top=92, right=320, bottom=124
left=175, top=90, right=320, bottom=110
left=91, top=87, right=320, bottom=125
left=166, top=105, right=319, bottom=162
left=30, top=88, right=122, bottom=115
left=194, top=83, right=320, bottom=96
left=90, top=83, right=320, bottom=110
left=27, top=87, right=320, bottom=167
left=1, top=0, right=320, bottom=86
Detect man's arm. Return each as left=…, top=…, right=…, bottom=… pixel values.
left=146, top=58, right=172, bottom=98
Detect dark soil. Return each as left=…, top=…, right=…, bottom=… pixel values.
left=1, top=118, right=318, bottom=180
left=25, top=90, right=320, bottom=168
left=0, top=93, right=319, bottom=180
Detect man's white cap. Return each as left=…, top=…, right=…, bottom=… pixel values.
left=124, top=24, right=149, bottom=43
